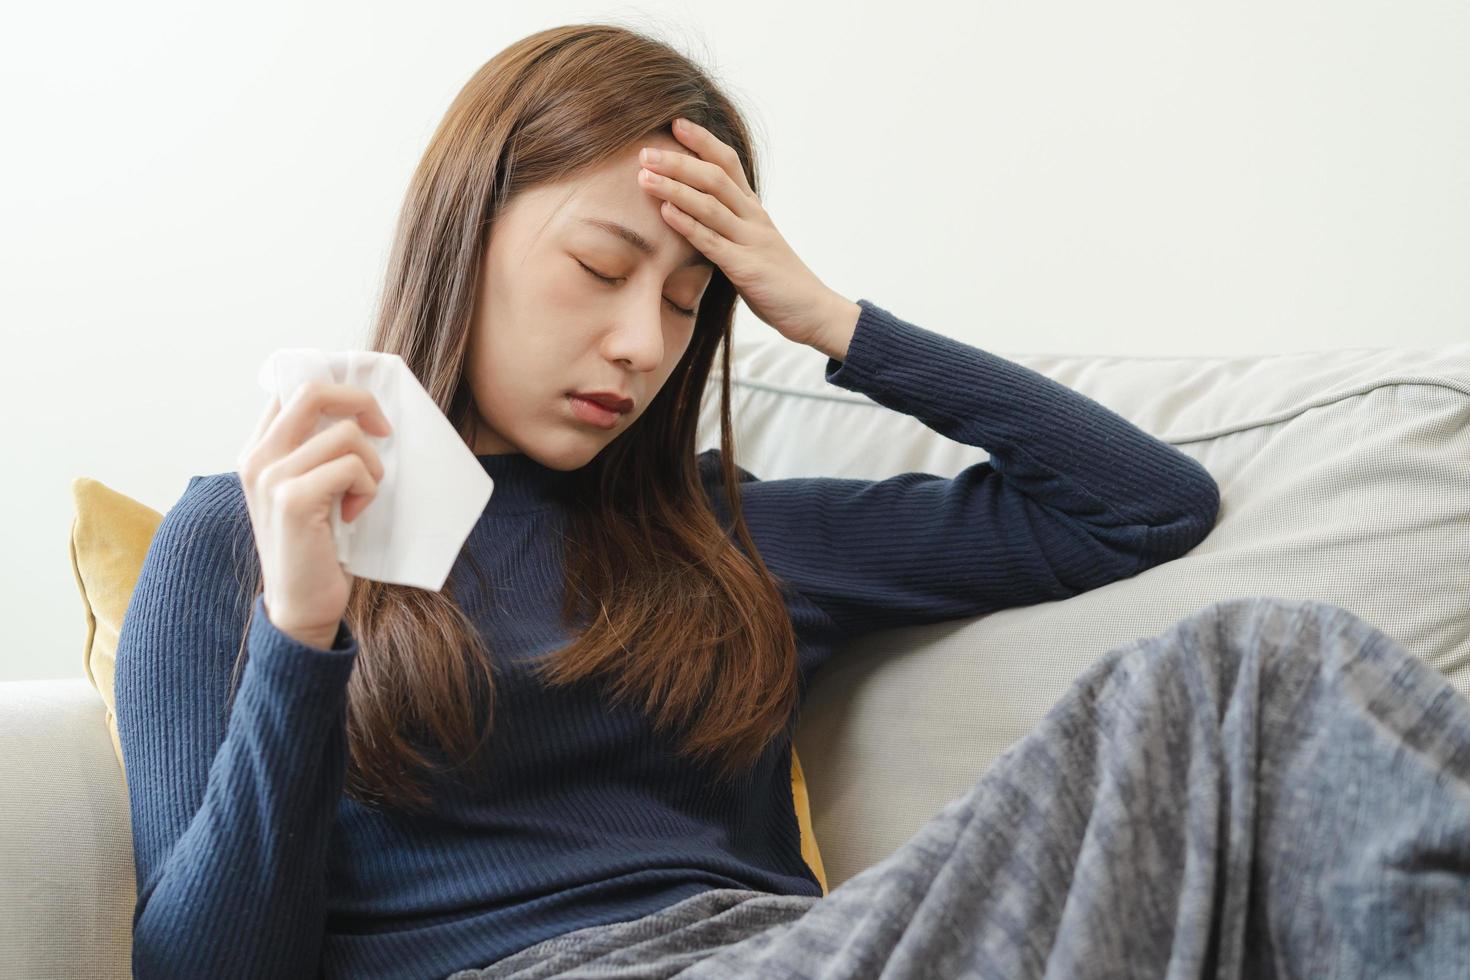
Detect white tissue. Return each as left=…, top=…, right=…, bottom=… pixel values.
left=254, top=348, right=494, bottom=591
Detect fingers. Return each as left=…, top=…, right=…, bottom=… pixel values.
left=640, top=148, right=754, bottom=210
left=671, top=117, right=755, bottom=199
left=285, top=452, right=378, bottom=522
left=639, top=163, right=743, bottom=248
left=269, top=416, right=386, bottom=487
left=241, top=395, right=282, bottom=466
left=244, top=381, right=393, bottom=475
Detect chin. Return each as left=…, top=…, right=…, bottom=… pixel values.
left=526, top=436, right=599, bottom=471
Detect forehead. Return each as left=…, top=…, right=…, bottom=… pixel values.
left=555, top=134, right=706, bottom=263
left=497, top=133, right=709, bottom=268
left=574, top=132, right=696, bottom=199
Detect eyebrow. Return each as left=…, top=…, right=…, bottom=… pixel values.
left=579, top=218, right=714, bottom=270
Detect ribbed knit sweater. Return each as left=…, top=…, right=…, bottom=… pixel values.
left=116, top=299, right=1220, bottom=978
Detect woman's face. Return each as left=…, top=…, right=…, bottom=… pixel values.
left=464, top=131, right=716, bottom=467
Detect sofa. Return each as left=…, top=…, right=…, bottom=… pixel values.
left=5, top=323, right=1469, bottom=978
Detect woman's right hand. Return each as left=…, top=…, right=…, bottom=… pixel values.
left=236, top=382, right=393, bottom=650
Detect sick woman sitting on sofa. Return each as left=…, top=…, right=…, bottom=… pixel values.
left=115, top=23, right=1470, bottom=980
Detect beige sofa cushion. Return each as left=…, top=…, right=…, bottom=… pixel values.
left=0, top=678, right=135, bottom=978
left=698, top=324, right=1470, bottom=887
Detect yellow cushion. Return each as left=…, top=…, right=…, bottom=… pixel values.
left=70, top=476, right=830, bottom=896
left=789, top=744, right=829, bottom=894
left=69, top=477, right=166, bottom=779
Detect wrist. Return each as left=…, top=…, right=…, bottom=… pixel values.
left=262, top=596, right=343, bottom=651
left=284, top=625, right=342, bottom=652
left=809, top=293, right=861, bottom=363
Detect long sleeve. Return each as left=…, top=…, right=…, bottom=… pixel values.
left=115, top=473, right=360, bottom=979
left=701, top=298, right=1221, bottom=643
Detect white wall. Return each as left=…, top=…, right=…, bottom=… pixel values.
left=4, top=1, right=1467, bottom=680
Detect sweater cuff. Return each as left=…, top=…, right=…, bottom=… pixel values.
left=245, top=593, right=359, bottom=701
left=823, top=298, right=932, bottom=397
left=822, top=298, right=885, bottom=383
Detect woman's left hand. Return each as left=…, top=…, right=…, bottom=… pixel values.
left=637, top=117, right=846, bottom=349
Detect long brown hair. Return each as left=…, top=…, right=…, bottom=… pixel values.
left=227, top=22, right=803, bottom=814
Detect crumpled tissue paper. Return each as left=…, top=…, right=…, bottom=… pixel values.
left=255, top=348, right=494, bottom=591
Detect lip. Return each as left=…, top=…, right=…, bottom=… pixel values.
left=568, top=393, right=625, bottom=429
left=569, top=390, right=634, bottom=414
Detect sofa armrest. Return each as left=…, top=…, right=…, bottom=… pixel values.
left=0, top=677, right=134, bottom=978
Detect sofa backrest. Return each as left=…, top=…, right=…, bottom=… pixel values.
left=696, top=319, right=1470, bottom=888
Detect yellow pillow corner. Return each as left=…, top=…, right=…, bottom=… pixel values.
left=790, top=746, right=829, bottom=895
left=69, top=476, right=165, bottom=778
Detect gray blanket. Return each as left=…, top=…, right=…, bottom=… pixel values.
left=453, top=596, right=1470, bottom=979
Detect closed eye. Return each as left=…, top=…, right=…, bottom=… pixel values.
left=577, top=260, right=697, bottom=319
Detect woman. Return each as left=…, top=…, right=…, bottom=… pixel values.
left=115, top=23, right=1470, bottom=980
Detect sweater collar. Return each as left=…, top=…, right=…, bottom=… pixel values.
left=476, top=452, right=579, bottom=513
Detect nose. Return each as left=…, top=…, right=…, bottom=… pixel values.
left=603, top=298, right=668, bottom=372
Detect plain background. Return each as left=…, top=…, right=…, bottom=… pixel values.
left=3, top=1, right=1467, bottom=681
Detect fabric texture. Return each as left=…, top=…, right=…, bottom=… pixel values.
left=0, top=678, right=138, bottom=980
left=67, top=488, right=834, bottom=936
left=113, top=298, right=1218, bottom=978
left=448, top=596, right=1470, bottom=979
left=712, top=334, right=1470, bottom=888
left=446, top=889, right=818, bottom=980
left=68, top=475, right=828, bottom=898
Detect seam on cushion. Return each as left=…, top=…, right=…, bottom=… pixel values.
left=1159, top=376, right=1470, bottom=446
left=961, top=343, right=1467, bottom=363
left=712, top=373, right=1470, bottom=449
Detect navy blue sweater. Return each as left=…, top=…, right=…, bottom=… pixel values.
left=116, top=299, right=1220, bottom=978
